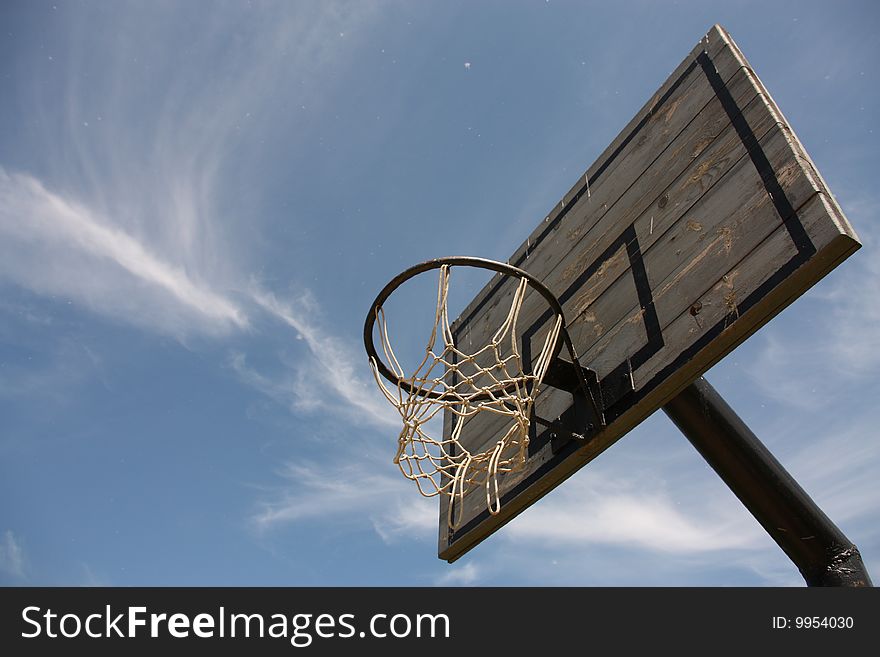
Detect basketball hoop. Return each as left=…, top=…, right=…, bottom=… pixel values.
left=364, top=257, right=604, bottom=528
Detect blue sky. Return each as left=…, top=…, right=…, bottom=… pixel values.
left=0, top=0, right=877, bottom=586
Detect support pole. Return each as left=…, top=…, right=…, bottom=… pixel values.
left=663, top=377, right=872, bottom=587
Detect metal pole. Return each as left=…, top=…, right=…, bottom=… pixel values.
left=663, top=377, right=872, bottom=587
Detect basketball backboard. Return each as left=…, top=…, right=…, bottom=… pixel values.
left=433, top=24, right=861, bottom=561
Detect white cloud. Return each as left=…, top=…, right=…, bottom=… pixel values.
left=503, top=470, right=762, bottom=555
left=2, top=3, right=384, bottom=340
left=228, top=351, right=323, bottom=414
left=744, top=193, right=880, bottom=401
left=435, top=562, right=481, bottom=586
left=0, top=168, right=247, bottom=337
left=251, top=460, right=411, bottom=533
left=248, top=288, right=399, bottom=428
left=1, top=2, right=399, bottom=419
left=0, top=530, right=26, bottom=580
left=371, top=497, right=438, bottom=545
left=821, top=216, right=880, bottom=376
left=773, top=412, right=880, bottom=547
left=250, top=449, right=442, bottom=549
left=246, top=392, right=878, bottom=585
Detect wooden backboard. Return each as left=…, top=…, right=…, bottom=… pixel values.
left=438, top=24, right=860, bottom=562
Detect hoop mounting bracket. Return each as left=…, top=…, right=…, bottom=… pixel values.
left=537, top=357, right=635, bottom=442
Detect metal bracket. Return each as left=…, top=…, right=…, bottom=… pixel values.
left=532, top=413, right=589, bottom=442
left=598, top=359, right=635, bottom=411
left=537, top=357, right=635, bottom=443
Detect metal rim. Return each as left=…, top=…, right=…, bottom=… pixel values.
left=364, top=256, right=570, bottom=399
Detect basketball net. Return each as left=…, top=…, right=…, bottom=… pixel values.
left=370, top=265, right=562, bottom=529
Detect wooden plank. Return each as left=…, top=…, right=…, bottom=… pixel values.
left=578, top=124, right=821, bottom=375
left=635, top=195, right=857, bottom=386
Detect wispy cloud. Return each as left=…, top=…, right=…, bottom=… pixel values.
left=819, top=202, right=880, bottom=376
left=250, top=459, right=418, bottom=534
left=247, top=288, right=399, bottom=428
left=246, top=394, right=877, bottom=586
left=435, top=562, right=481, bottom=586
left=777, top=411, right=880, bottom=541
left=1, top=1, right=396, bottom=417
left=427, top=449, right=806, bottom=585
left=2, top=3, right=383, bottom=340
left=0, top=530, right=26, bottom=580
left=503, top=469, right=763, bottom=554
left=228, top=351, right=323, bottom=414
left=744, top=193, right=880, bottom=402
left=0, top=168, right=247, bottom=337
left=371, top=497, right=438, bottom=545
